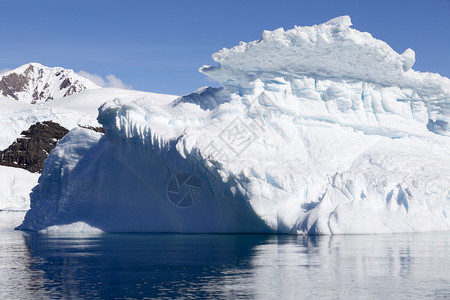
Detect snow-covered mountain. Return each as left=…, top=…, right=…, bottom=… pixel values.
left=0, top=63, right=100, bottom=104
left=18, top=16, right=450, bottom=234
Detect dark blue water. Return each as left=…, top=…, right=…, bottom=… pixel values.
left=1, top=212, right=449, bottom=299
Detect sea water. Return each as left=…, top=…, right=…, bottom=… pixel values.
left=1, top=212, right=449, bottom=299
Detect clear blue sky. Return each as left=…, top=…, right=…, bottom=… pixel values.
left=1, top=0, right=449, bottom=95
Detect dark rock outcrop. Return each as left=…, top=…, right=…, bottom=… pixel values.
left=0, top=71, right=30, bottom=100
left=78, top=124, right=106, bottom=133
left=0, top=121, right=69, bottom=173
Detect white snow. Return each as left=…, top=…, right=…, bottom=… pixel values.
left=18, top=16, right=450, bottom=234
left=0, top=166, right=39, bottom=211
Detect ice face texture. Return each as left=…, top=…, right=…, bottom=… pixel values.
left=201, top=16, right=445, bottom=92
left=19, top=16, right=450, bottom=234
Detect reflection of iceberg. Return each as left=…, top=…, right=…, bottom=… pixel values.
left=24, top=233, right=269, bottom=299
left=19, top=16, right=450, bottom=234
left=22, top=232, right=450, bottom=298
left=248, top=234, right=450, bottom=299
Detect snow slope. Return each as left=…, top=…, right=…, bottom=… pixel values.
left=19, top=16, right=450, bottom=234
left=0, top=166, right=39, bottom=211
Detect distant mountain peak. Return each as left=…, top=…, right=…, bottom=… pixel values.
left=0, top=63, right=100, bottom=104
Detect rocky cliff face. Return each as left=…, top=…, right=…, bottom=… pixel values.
left=0, top=63, right=100, bottom=104
left=0, top=121, right=105, bottom=173
left=0, top=121, right=69, bottom=173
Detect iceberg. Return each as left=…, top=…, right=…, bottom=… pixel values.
left=19, top=16, right=450, bottom=234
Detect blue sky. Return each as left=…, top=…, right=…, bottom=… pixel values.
left=1, top=0, right=449, bottom=95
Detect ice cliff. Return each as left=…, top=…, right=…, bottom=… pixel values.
left=19, top=16, right=450, bottom=234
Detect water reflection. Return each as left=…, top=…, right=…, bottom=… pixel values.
left=1, top=213, right=449, bottom=299
left=0, top=212, right=47, bottom=299
left=21, top=234, right=450, bottom=299
left=249, top=235, right=450, bottom=299
left=24, top=233, right=270, bottom=299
